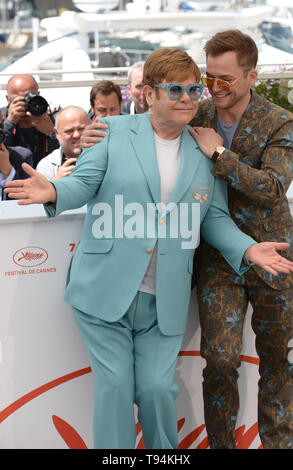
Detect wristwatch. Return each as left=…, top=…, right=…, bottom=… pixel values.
left=211, top=146, right=225, bottom=162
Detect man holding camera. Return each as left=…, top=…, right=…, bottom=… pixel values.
left=1, top=74, right=59, bottom=168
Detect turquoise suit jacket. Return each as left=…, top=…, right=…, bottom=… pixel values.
left=46, top=112, right=255, bottom=336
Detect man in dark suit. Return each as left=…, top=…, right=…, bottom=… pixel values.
left=1, top=143, right=33, bottom=200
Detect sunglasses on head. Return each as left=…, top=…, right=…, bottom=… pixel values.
left=201, top=74, right=247, bottom=92
left=154, top=83, right=204, bottom=101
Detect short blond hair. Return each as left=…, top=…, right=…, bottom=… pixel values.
left=143, top=48, right=201, bottom=87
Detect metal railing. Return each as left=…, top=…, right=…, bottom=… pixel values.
left=0, top=64, right=293, bottom=90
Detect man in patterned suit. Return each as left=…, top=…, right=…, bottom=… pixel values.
left=189, top=29, right=293, bottom=449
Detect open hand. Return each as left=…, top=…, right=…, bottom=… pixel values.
left=4, top=162, right=57, bottom=205
left=80, top=118, right=108, bottom=148
left=189, top=127, right=223, bottom=159
left=246, top=242, right=293, bottom=276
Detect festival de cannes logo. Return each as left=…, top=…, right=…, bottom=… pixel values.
left=0, top=354, right=264, bottom=449
left=13, top=246, right=48, bottom=267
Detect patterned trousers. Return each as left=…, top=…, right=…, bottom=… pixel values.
left=196, top=265, right=293, bottom=449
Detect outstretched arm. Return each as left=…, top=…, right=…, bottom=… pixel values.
left=4, top=162, right=57, bottom=205
left=201, top=175, right=293, bottom=276
left=5, top=118, right=110, bottom=211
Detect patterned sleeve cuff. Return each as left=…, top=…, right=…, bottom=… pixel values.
left=244, top=249, right=255, bottom=266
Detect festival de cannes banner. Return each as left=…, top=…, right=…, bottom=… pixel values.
left=0, top=198, right=292, bottom=449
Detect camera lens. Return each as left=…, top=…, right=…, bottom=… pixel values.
left=24, top=92, right=49, bottom=116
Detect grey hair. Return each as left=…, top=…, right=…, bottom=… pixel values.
left=128, top=61, right=144, bottom=85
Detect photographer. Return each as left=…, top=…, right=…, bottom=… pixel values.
left=1, top=74, right=59, bottom=168
left=36, top=106, right=90, bottom=181
left=0, top=118, right=34, bottom=200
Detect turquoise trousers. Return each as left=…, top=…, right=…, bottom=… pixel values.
left=72, top=291, right=184, bottom=449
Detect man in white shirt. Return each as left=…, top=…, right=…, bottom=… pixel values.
left=36, top=106, right=90, bottom=180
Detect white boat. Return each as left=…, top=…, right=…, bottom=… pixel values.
left=0, top=1, right=292, bottom=109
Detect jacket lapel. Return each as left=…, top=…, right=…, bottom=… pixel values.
left=204, top=91, right=262, bottom=154
left=129, top=113, right=161, bottom=205
left=129, top=115, right=203, bottom=213
left=168, top=126, right=203, bottom=209
left=230, top=91, right=263, bottom=153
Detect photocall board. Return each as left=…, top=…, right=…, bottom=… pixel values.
left=0, top=197, right=292, bottom=449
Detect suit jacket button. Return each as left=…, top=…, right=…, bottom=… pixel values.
left=146, top=248, right=152, bottom=254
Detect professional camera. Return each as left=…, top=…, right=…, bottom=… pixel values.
left=24, top=92, right=49, bottom=116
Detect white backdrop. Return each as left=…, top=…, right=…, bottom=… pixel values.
left=0, top=198, right=292, bottom=449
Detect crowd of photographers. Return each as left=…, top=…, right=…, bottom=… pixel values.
left=0, top=62, right=144, bottom=200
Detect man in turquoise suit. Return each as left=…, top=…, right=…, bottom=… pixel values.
left=5, top=48, right=293, bottom=449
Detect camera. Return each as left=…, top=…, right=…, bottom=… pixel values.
left=24, top=92, right=49, bottom=116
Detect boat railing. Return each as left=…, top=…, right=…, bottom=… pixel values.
left=0, top=64, right=293, bottom=90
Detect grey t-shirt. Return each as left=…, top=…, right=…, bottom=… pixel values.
left=216, top=117, right=240, bottom=149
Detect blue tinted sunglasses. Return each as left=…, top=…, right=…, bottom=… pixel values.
left=154, top=82, right=204, bottom=101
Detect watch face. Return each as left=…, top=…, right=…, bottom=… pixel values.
left=217, top=146, right=225, bottom=154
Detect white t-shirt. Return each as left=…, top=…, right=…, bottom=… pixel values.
left=139, top=132, right=181, bottom=295
left=36, top=148, right=62, bottom=180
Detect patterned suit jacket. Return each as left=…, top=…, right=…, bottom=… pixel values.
left=191, top=90, right=293, bottom=289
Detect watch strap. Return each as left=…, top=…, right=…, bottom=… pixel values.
left=211, top=150, right=220, bottom=162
